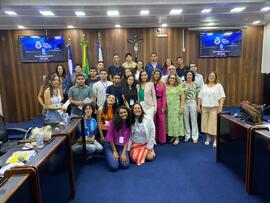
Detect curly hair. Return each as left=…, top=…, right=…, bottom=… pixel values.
left=113, top=106, right=131, bottom=131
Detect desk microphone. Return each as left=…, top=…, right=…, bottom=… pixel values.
left=18, top=156, right=27, bottom=164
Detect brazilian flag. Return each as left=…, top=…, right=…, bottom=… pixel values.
left=81, top=35, right=89, bottom=76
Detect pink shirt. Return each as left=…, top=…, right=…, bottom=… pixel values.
left=106, top=121, right=131, bottom=146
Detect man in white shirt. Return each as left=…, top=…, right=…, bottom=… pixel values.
left=190, top=63, right=204, bottom=90
left=93, top=69, right=113, bottom=108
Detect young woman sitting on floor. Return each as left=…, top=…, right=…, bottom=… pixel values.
left=104, top=106, right=132, bottom=171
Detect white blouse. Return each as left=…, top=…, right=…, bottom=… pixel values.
left=198, top=83, right=225, bottom=107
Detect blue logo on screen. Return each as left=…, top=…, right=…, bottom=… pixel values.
left=19, top=36, right=66, bottom=62
left=199, top=31, right=242, bottom=57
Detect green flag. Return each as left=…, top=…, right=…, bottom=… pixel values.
left=81, top=35, right=89, bottom=76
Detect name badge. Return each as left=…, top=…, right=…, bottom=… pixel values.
left=119, top=136, right=124, bottom=144
left=130, top=99, right=134, bottom=106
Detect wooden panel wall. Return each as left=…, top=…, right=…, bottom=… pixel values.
left=0, top=27, right=264, bottom=122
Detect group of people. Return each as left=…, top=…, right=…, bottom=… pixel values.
left=37, top=52, right=225, bottom=171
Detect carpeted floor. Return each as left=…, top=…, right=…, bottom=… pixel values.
left=5, top=108, right=268, bottom=203
left=69, top=140, right=265, bottom=203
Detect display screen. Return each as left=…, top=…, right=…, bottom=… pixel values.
left=18, top=36, right=66, bottom=62
left=199, top=31, right=242, bottom=58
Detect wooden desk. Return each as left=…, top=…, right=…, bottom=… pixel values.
left=0, top=174, right=33, bottom=203
left=0, top=167, right=40, bottom=203
left=0, top=135, right=74, bottom=202
left=248, top=129, right=270, bottom=201
left=217, top=113, right=253, bottom=192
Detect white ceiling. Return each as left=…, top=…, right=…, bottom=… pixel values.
left=0, top=0, right=269, bottom=30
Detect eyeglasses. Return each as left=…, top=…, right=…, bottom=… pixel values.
left=190, top=65, right=197, bottom=67
left=169, top=77, right=176, bottom=80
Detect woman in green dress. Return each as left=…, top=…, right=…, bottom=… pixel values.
left=166, top=73, right=185, bottom=145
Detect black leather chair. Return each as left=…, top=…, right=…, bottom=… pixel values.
left=0, top=115, right=30, bottom=155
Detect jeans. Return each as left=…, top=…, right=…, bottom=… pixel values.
left=72, top=140, right=103, bottom=155
left=104, top=142, right=129, bottom=171
left=184, top=100, right=199, bottom=141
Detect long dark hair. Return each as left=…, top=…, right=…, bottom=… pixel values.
left=49, top=73, right=60, bottom=97
left=131, top=103, right=145, bottom=124
left=123, top=68, right=134, bottom=80
left=102, top=94, right=118, bottom=115
left=150, top=69, right=162, bottom=83
left=55, top=64, right=66, bottom=77
left=113, top=106, right=131, bottom=131
left=134, top=60, right=144, bottom=73
left=138, top=70, right=148, bottom=88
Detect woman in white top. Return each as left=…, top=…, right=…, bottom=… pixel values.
left=44, top=73, right=66, bottom=123
left=128, top=103, right=156, bottom=165
left=197, top=72, right=225, bottom=147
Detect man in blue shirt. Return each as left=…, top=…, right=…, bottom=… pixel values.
left=145, top=52, right=163, bottom=79
left=108, top=54, right=124, bottom=81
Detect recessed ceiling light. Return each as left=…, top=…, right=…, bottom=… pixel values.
left=140, top=10, right=149, bottom=15
left=201, top=9, right=212, bottom=13
left=40, top=10, right=55, bottom=16
left=161, top=23, right=167, bottom=27
left=4, top=11, right=17, bottom=15
left=169, top=9, right=182, bottom=15
left=230, top=7, right=246, bottom=13
left=67, top=25, right=74, bottom=28
left=107, top=10, right=119, bottom=16
left=17, top=25, right=25, bottom=29
left=252, top=20, right=261, bottom=24
left=207, top=22, right=215, bottom=26
left=115, top=24, right=121, bottom=28
left=75, top=11, right=85, bottom=16
left=261, top=7, right=270, bottom=12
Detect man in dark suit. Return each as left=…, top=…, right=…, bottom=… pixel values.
left=145, top=52, right=163, bottom=79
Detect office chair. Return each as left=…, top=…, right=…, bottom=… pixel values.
left=0, top=115, right=31, bottom=155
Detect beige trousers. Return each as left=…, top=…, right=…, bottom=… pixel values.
left=201, top=106, right=218, bottom=136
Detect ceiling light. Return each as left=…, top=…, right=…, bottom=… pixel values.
left=40, top=10, right=55, bottom=16
left=161, top=23, right=167, bottom=27
left=115, top=24, right=121, bottom=28
left=230, top=7, right=246, bottom=13
left=4, top=11, right=17, bottom=15
left=140, top=10, right=149, bottom=15
left=169, top=9, right=182, bottom=15
left=201, top=9, right=212, bottom=13
left=261, top=7, right=270, bottom=12
left=17, top=25, right=25, bottom=29
left=252, top=20, right=261, bottom=24
left=67, top=25, right=74, bottom=28
left=207, top=22, right=215, bottom=26
left=107, top=10, right=119, bottom=16
left=75, top=11, right=85, bottom=16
